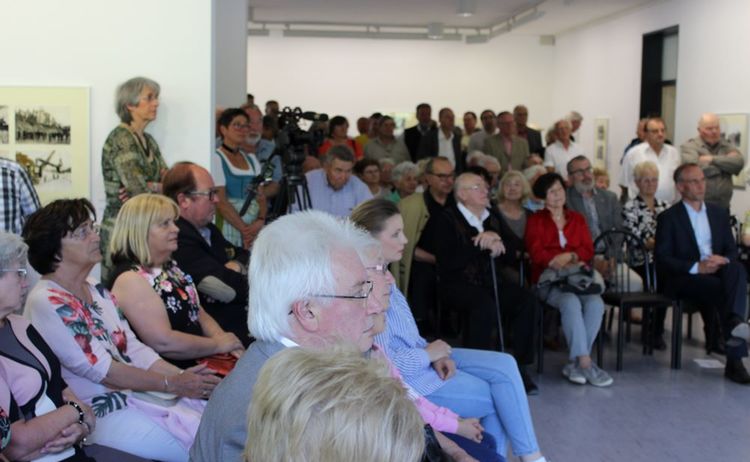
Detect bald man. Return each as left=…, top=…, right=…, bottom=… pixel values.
left=680, top=113, right=744, bottom=209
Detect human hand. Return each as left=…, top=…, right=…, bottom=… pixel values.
left=473, top=231, right=505, bottom=257
left=528, top=154, right=543, bottom=165
left=61, top=390, right=96, bottom=434
left=645, top=237, right=656, bottom=250
left=435, top=431, right=479, bottom=462
left=432, top=357, right=456, bottom=380
left=240, top=224, right=255, bottom=249
left=425, top=339, right=452, bottom=362
left=549, top=252, right=573, bottom=270
left=169, top=364, right=222, bottom=399
left=213, top=332, right=244, bottom=355
left=456, top=418, right=484, bottom=443
left=697, top=154, right=714, bottom=166
left=41, top=422, right=85, bottom=454
left=224, top=260, right=243, bottom=273
left=698, top=259, right=721, bottom=274
left=118, top=187, right=130, bottom=204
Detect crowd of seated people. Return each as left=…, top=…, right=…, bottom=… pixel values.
left=5, top=75, right=750, bottom=462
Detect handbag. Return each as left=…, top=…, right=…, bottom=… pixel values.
left=538, top=262, right=604, bottom=295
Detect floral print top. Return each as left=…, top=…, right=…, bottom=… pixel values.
left=622, top=195, right=669, bottom=265
left=0, top=406, right=8, bottom=451
left=132, top=260, right=203, bottom=368
left=26, top=279, right=160, bottom=418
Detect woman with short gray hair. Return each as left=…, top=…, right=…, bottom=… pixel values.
left=387, top=161, right=419, bottom=203
left=100, top=76, right=168, bottom=281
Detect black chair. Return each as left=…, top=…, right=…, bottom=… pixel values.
left=594, top=229, right=682, bottom=371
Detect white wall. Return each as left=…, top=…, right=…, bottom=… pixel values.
left=0, top=0, right=215, bottom=213
left=215, top=0, right=249, bottom=108
left=247, top=33, right=556, bottom=134
left=551, top=0, right=750, bottom=214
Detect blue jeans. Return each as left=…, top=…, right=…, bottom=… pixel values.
left=546, top=288, right=604, bottom=360
left=425, top=348, right=539, bottom=457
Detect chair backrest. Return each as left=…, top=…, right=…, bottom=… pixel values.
left=593, top=228, right=653, bottom=293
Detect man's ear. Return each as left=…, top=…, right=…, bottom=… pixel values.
left=176, top=192, right=191, bottom=209
left=290, top=299, right=319, bottom=332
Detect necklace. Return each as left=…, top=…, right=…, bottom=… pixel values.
left=221, top=143, right=239, bottom=154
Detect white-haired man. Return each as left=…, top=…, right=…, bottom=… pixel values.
left=680, top=112, right=744, bottom=209
left=190, top=211, right=383, bottom=462
left=543, top=119, right=585, bottom=181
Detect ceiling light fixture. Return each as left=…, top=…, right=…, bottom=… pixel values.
left=456, top=0, right=477, bottom=17
left=427, top=22, right=444, bottom=39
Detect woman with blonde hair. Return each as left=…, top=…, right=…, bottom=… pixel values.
left=107, top=194, right=244, bottom=369
left=23, top=199, right=218, bottom=461
left=244, top=346, right=425, bottom=462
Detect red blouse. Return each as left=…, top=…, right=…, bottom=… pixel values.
left=524, top=207, right=594, bottom=283
left=318, top=138, right=364, bottom=160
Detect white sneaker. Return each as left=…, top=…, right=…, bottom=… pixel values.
left=581, top=363, right=613, bottom=387
left=562, top=363, right=586, bottom=385
left=730, top=322, right=750, bottom=342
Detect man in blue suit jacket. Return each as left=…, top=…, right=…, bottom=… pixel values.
left=655, top=163, right=750, bottom=384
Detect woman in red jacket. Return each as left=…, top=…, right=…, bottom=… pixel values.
left=524, top=172, right=612, bottom=387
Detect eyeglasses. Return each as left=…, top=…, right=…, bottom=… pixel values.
left=569, top=167, right=593, bottom=176
left=70, top=222, right=101, bottom=240
left=464, top=184, right=488, bottom=192
left=0, top=268, right=27, bottom=279
left=366, top=264, right=388, bottom=276
left=311, top=280, right=374, bottom=301
left=189, top=188, right=219, bottom=200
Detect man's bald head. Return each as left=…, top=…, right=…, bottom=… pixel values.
left=697, top=112, right=721, bottom=145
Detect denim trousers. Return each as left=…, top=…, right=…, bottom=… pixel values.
left=425, top=348, right=540, bottom=457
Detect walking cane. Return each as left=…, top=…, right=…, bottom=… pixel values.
left=489, top=253, right=505, bottom=352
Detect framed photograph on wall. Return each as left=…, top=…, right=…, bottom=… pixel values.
left=0, top=87, right=89, bottom=204
left=717, top=113, right=748, bottom=189
left=593, top=118, right=609, bottom=170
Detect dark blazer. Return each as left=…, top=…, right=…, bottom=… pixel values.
left=190, top=340, right=285, bottom=462
left=433, top=204, right=520, bottom=287
left=522, top=127, right=544, bottom=157
left=172, top=217, right=250, bottom=343
left=403, top=123, right=434, bottom=162
left=655, top=201, right=737, bottom=277
left=416, top=126, right=465, bottom=173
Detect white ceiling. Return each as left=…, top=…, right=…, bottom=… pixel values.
left=248, top=0, right=656, bottom=37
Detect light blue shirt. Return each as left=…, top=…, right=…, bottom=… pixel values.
left=683, top=201, right=712, bottom=274
left=301, top=168, right=373, bottom=217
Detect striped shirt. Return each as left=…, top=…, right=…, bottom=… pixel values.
left=0, top=158, right=40, bottom=234
left=374, top=284, right=445, bottom=396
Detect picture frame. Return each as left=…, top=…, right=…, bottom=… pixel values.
left=0, top=86, right=90, bottom=204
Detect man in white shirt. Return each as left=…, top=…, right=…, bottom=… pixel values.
left=416, top=107, right=465, bottom=173
left=620, top=117, right=680, bottom=204
left=543, top=119, right=585, bottom=181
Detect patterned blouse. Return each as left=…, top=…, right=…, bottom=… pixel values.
left=131, top=261, right=203, bottom=369
left=0, top=405, right=8, bottom=451
left=622, top=195, right=669, bottom=264
left=26, top=279, right=160, bottom=419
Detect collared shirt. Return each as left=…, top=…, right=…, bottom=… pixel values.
left=198, top=226, right=212, bottom=245
left=457, top=202, right=489, bottom=233
left=279, top=336, right=298, bottom=347
left=437, top=129, right=456, bottom=166
left=683, top=201, right=712, bottom=274
left=302, top=168, right=373, bottom=217
left=0, top=158, right=40, bottom=234
left=543, top=140, right=585, bottom=180
left=620, top=142, right=680, bottom=203
left=581, top=191, right=601, bottom=240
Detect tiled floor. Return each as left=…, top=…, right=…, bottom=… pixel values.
left=528, top=316, right=750, bottom=462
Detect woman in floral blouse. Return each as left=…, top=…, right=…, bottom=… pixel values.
left=23, top=199, right=221, bottom=461
left=622, top=160, right=669, bottom=266
left=107, top=194, right=244, bottom=370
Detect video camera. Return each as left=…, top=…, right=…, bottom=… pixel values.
left=275, top=106, right=328, bottom=185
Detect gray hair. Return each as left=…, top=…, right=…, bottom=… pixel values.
left=391, top=161, right=419, bottom=184
left=633, top=160, right=659, bottom=180
left=325, top=145, right=355, bottom=165
left=0, top=232, right=28, bottom=273
left=247, top=211, right=377, bottom=341
left=378, top=157, right=395, bottom=168
left=115, top=76, right=161, bottom=123
left=567, top=110, right=583, bottom=122
left=478, top=155, right=500, bottom=170
left=465, top=150, right=486, bottom=166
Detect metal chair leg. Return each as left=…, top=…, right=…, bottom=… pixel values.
left=617, top=304, right=625, bottom=371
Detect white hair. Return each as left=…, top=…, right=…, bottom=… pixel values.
left=247, top=210, right=377, bottom=341
left=466, top=150, right=486, bottom=166
left=391, top=161, right=419, bottom=183
left=478, top=155, right=500, bottom=170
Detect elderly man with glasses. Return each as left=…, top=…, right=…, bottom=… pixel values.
left=190, top=210, right=384, bottom=462
left=431, top=172, right=540, bottom=394
left=162, top=162, right=253, bottom=345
